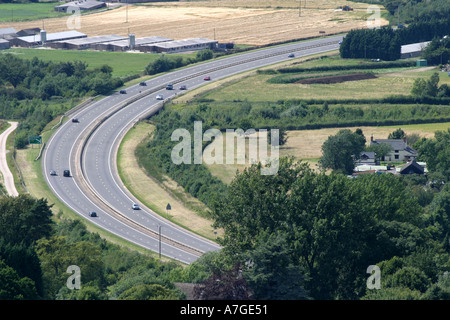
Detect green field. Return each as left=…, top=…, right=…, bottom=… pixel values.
left=198, top=56, right=450, bottom=103
left=2, top=48, right=196, bottom=78
left=0, top=3, right=68, bottom=22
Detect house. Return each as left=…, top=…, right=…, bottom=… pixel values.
left=400, top=159, right=425, bottom=175
left=370, top=137, right=418, bottom=162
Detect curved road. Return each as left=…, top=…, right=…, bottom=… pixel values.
left=43, top=35, right=343, bottom=263
left=0, top=122, right=19, bottom=197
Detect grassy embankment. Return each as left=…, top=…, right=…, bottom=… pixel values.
left=117, top=121, right=220, bottom=241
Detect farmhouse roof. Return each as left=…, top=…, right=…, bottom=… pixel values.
left=360, top=151, right=376, bottom=159
left=370, top=138, right=417, bottom=156
left=400, top=159, right=425, bottom=175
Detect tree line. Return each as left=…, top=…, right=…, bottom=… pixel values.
left=340, top=17, right=450, bottom=61
left=0, top=54, right=124, bottom=148
left=144, top=49, right=214, bottom=75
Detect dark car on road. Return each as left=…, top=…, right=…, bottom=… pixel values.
left=63, top=170, right=70, bottom=177
left=89, top=211, right=97, bottom=217
left=179, top=85, right=187, bottom=90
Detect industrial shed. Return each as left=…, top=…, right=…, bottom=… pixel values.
left=16, top=28, right=40, bottom=37
left=401, top=41, right=430, bottom=59
left=54, top=0, right=106, bottom=13
left=0, top=39, right=10, bottom=50
left=14, top=30, right=87, bottom=47
left=0, top=28, right=17, bottom=39
left=97, top=35, right=173, bottom=52
left=139, top=38, right=218, bottom=54
left=48, top=35, right=127, bottom=50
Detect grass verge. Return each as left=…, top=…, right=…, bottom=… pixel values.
left=117, top=121, right=221, bottom=241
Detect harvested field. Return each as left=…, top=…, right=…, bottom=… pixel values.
left=296, top=72, right=377, bottom=84
left=1, top=0, right=389, bottom=46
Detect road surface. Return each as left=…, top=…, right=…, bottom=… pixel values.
left=0, top=122, right=19, bottom=197
left=43, top=35, right=343, bottom=263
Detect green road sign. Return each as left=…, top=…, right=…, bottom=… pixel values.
left=29, top=136, right=42, bottom=144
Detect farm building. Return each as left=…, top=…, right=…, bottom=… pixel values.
left=13, top=30, right=87, bottom=48
left=399, top=159, right=425, bottom=175
left=139, top=38, right=218, bottom=54
left=93, top=35, right=173, bottom=52
left=48, top=35, right=127, bottom=50
left=400, top=41, right=430, bottom=59
left=0, top=39, right=10, bottom=50
left=15, top=28, right=41, bottom=37
left=0, top=28, right=17, bottom=39
left=54, top=0, right=106, bottom=13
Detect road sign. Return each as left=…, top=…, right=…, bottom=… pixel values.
left=29, top=136, right=42, bottom=144
left=166, top=203, right=171, bottom=211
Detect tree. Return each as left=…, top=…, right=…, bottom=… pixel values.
left=0, top=195, right=54, bottom=246
left=196, top=49, right=214, bottom=61
left=268, top=127, right=288, bottom=146
left=0, top=54, right=28, bottom=88
left=118, top=284, right=181, bottom=300
left=318, top=129, right=366, bottom=175
left=243, top=232, right=309, bottom=300
left=388, top=128, right=406, bottom=139
left=36, top=236, right=105, bottom=298
left=365, top=142, right=393, bottom=163
left=416, top=129, right=450, bottom=181
left=193, top=264, right=253, bottom=300
left=0, top=260, right=38, bottom=300
left=411, top=72, right=448, bottom=97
